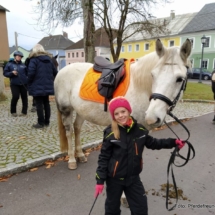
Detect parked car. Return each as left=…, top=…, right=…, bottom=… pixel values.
left=187, top=68, right=193, bottom=78
left=191, top=68, right=212, bottom=80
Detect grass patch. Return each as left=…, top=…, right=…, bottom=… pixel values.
left=183, top=82, right=214, bottom=100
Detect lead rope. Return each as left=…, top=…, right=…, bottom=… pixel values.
left=164, top=111, right=195, bottom=211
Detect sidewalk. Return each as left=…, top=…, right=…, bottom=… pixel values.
left=0, top=89, right=214, bottom=177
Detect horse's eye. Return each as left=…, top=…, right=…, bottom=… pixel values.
left=176, top=77, right=183, bottom=82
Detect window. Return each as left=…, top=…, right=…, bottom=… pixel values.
left=128, top=45, right=132, bottom=52
left=169, top=40, right=174, bottom=47
left=72, top=53, right=74, bottom=58
left=204, top=37, right=210, bottom=47
left=201, top=60, right=208, bottom=69
left=121, top=46, right=125, bottom=52
left=145, top=43, right=149, bottom=51
left=68, top=53, right=70, bottom=58
left=135, top=44, right=139, bottom=51
left=81, top=52, right=84, bottom=57
left=76, top=52, right=79, bottom=57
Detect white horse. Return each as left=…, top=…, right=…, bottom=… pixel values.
left=54, top=39, right=191, bottom=170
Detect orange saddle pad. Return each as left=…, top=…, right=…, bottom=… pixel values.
left=79, top=59, right=134, bottom=103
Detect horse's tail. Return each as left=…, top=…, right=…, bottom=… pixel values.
left=57, top=110, right=68, bottom=152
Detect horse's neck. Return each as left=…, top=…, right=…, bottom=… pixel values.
left=129, top=56, right=155, bottom=95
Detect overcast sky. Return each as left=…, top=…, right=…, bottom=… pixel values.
left=1, top=0, right=215, bottom=50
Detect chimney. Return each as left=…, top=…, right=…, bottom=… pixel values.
left=63, top=31, right=68, bottom=38
left=170, top=10, right=175, bottom=19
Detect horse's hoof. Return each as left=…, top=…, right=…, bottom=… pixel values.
left=68, top=162, right=77, bottom=170
left=120, top=197, right=129, bottom=208
left=77, top=156, right=87, bottom=163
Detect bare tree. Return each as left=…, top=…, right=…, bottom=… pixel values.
left=93, top=0, right=170, bottom=62
left=81, top=0, right=95, bottom=62
left=31, top=0, right=95, bottom=63
left=31, top=0, right=170, bottom=62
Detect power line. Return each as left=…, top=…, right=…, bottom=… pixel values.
left=17, top=32, right=41, bottom=40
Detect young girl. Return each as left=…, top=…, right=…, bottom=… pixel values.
left=94, top=96, right=184, bottom=215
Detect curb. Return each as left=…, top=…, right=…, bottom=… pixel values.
left=181, top=99, right=215, bottom=104
left=0, top=140, right=102, bottom=178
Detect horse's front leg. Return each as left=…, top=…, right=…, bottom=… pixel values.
left=62, top=113, right=77, bottom=169
left=74, top=114, right=87, bottom=163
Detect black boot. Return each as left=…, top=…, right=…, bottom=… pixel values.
left=32, top=123, right=44, bottom=129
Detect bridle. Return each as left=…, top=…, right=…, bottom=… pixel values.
left=149, top=63, right=195, bottom=211
left=150, top=63, right=187, bottom=113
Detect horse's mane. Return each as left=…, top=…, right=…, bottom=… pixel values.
left=131, top=46, right=183, bottom=94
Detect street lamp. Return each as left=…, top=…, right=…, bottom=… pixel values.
left=199, top=35, right=207, bottom=83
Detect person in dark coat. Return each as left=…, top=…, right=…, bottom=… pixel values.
left=211, top=69, right=215, bottom=123
left=94, top=96, right=185, bottom=215
left=3, top=51, right=28, bottom=117
left=27, top=44, right=58, bottom=128
left=25, top=56, right=37, bottom=113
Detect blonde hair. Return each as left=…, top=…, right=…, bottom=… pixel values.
left=111, top=120, right=120, bottom=139
left=32, top=44, right=45, bottom=53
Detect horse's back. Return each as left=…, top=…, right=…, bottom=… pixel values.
left=54, top=62, right=93, bottom=104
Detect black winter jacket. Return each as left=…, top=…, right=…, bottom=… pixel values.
left=96, top=117, right=176, bottom=185
left=27, top=52, right=58, bottom=96
left=3, top=60, right=28, bottom=86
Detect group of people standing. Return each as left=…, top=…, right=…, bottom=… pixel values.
left=3, top=44, right=58, bottom=128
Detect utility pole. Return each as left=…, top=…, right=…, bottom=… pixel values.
left=15, top=32, right=18, bottom=51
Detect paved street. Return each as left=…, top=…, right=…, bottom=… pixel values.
left=0, top=112, right=215, bottom=215
left=0, top=89, right=215, bottom=178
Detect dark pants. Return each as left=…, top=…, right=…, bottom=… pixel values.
left=105, top=179, right=148, bottom=215
left=32, top=97, right=36, bottom=107
left=10, top=85, right=28, bottom=114
left=34, top=96, right=50, bottom=125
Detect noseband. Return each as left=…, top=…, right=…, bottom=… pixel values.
left=149, top=63, right=195, bottom=211
left=149, top=63, right=187, bottom=113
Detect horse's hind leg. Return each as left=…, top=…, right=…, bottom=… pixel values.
left=74, top=113, right=87, bottom=163
left=61, top=111, right=77, bottom=169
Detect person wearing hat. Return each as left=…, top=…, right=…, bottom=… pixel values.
left=3, top=51, right=28, bottom=117
left=94, top=96, right=185, bottom=215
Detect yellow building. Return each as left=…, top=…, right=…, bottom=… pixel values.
left=115, top=12, right=195, bottom=60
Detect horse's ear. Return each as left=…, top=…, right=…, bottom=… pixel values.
left=55, top=54, right=58, bottom=59
left=156, top=39, right=165, bottom=57
left=180, top=39, right=192, bottom=63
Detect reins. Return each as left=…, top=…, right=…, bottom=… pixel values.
left=150, top=64, right=195, bottom=211
left=164, top=111, right=195, bottom=211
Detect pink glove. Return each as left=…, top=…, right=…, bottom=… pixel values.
left=94, top=184, right=104, bottom=197
left=175, top=139, right=185, bottom=149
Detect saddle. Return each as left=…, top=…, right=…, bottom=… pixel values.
left=93, top=56, right=126, bottom=111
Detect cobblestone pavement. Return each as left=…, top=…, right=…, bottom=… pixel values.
left=0, top=89, right=214, bottom=177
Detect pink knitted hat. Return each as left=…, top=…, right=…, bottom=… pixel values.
left=109, top=96, right=132, bottom=119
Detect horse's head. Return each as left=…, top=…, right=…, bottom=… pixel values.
left=145, top=39, right=192, bottom=127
